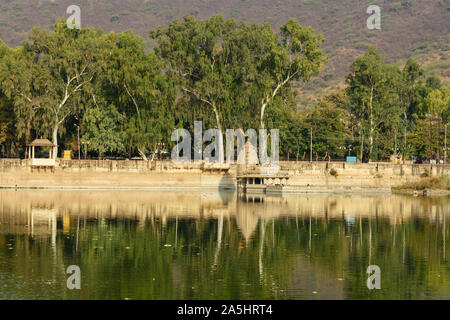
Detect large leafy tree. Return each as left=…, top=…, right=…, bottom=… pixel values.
left=409, top=119, right=435, bottom=158
left=306, top=99, right=350, bottom=160
left=0, top=44, right=48, bottom=149
left=424, top=85, right=450, bottom=160
left=106, top=31, right=176, bottom=160
left=151, top=16, right=327, bottom=161
left=81, top=99, right=124, bottom=160
left=0, top=40, right=16, bottom=156
left=150, top=15, right=237, bottom=161
left=397, top=58, right=423, bottom=154
left=1, top=19, right=114, bottom=158
left=426, top=85, right=450, bottom=122
left=346, top=47, right=402, bottom=161
left=221, top=18, right=327, bottom=130
left=254, top=18, right=327, bottom=129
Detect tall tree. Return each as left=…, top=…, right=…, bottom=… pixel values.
left=0, top=40, right=16, bottom=156
left=398, top=58, right=423, bottom=154
left=255, top=18, right=327, bottom=129
left=151, top=16, right=327, bottom=162
left=150, top=15, right=237, bottom=161
left=425, top=85, right=450, bottom=160
left=306, top=99, right=350, bottom=160
left=81, top=99, right=124, bottom=160
left=106, top=31, right=176, bottom=160
left=426, top=85, right=450, bottom=122
left=0, top=44, right=48, bottom=149
left=2, top=19, right=114, bottom=159
left=346, top=47, right=402, bottom=161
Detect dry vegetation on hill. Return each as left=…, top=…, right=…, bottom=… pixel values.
left=0, top=0, right=448, bottom=105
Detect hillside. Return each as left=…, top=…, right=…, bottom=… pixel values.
left=0, top=0, right=449, bottom=105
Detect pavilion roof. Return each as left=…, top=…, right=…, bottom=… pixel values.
left=28, top=139, right=55, bottom=147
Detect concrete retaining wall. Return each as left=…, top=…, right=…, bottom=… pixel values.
left=0, top=159, right=448, bottom=191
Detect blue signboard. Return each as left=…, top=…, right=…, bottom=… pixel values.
left=346, top=156, right=357, bottom=163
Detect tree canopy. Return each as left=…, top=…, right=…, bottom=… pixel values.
left=0, top=16, right=447, bottom=162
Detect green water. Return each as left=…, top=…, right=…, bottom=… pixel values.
left=0, top=190, right=449, bottom=299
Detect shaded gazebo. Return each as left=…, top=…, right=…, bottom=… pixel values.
left=27, top=139, right=56, bottom=169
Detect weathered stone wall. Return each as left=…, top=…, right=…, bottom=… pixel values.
left=280, top=161, right=449, bottom=191
left=0, top=159, right=448, bottom=190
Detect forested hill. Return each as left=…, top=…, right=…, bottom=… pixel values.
left=0, top=0, right=449, bottom=103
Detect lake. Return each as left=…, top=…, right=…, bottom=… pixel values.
left=0, top=190, right=448, bottom=299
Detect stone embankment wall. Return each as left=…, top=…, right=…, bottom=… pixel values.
left=0, top=159, right=448, bottom=191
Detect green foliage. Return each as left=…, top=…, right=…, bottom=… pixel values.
left=346, top=47, right=404, bottom=161
left=104, top=3, right=115, bottom=11
left=0, top=19, right=117, bottom=158
left=408, top=119, right=432, bottom=158
left=0, top=95, right=15, bottom=156
left=106, top=31, right=176, bottom=159
left=425, top=85, right=450, bottom=122
left=0, top=16, right=447, bottom=161
left=150, top=15, right=327, bottom=135
left=307, top=98, right=350, bottom=159
left=329, top=168, right=338, bottom=177
left=390, top=2, right=403, bottom=12
left=81, top=104, right=125, bottom=159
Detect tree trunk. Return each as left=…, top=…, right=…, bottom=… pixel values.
left=369, top=86, right=374, bottom=161
left=150, top=144, right=157, bottom=162
left=444, top=124, right=447, bottom=164
left=213, top=107, right=224, bottom=163
left=394, top=132, right=397, bottom=154
left=404, top=112, right=407, bottom=153
left=429, top=119, right=433, bottom=161
left=52, top=123, right=59, bottom=159
left=360, top=134, right=364, bottom=163
left=138, top=147, right=148, bottom=161
left=437, top=119, right=441, bottom=163
left=83, top=144, right=87, bottom=159
left=260, top=103, right=266, bottom=130
left=26, top=107, right=32, bottom=145
left=25, top=102, right=33, bottom=159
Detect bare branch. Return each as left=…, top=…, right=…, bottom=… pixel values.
left=181, top=86, right=215, bottom=109
left=124, top=84, right=140, bottom=117
left=19, top=93, right=32, bottom=103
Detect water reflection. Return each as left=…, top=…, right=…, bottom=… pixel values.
left=0, top=190, right=448, bottom=299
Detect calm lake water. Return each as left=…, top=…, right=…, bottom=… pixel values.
left=0, top=189, right=448, bottom=300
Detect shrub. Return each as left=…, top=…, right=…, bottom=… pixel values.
left=420, top=168, right=430, bottom=178
left=329, top=168, right=338, bottom=177
left=105, top=3, right=115, bottom=11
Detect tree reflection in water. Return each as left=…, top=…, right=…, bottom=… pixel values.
left=0, top=190, right=448, bottom=299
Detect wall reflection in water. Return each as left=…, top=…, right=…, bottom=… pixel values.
left=0, top=190, right=448, bottom=299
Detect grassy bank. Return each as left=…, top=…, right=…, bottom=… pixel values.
left=393, top=176, right=450, bottom=196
